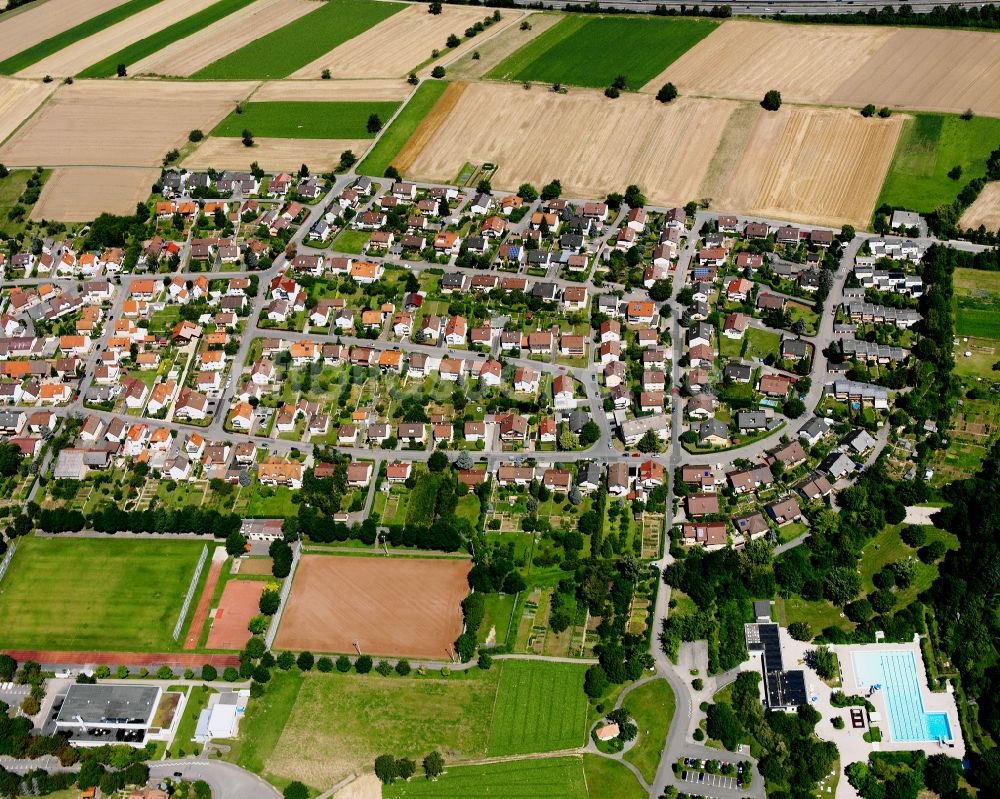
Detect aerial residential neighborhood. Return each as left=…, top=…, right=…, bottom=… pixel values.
left=0, top=2, right=998, bottom=799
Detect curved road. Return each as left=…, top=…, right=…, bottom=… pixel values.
left=150, top=759, right=281, bottom=799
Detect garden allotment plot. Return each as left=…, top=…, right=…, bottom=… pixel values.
left=0, top=537, right=205, bottom=651
left=487, top=15, right=716, bottom=89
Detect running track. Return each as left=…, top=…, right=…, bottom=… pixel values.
left=185, top=557, right=224, bottom=650
left=2, top=650, right=240, bottom=668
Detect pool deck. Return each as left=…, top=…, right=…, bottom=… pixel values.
left=763, top=630, right=964, bottom=799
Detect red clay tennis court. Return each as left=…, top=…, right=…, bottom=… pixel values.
left=206, top=580, right=267, bottom=650
left=274, top=555, right=471, bottom=659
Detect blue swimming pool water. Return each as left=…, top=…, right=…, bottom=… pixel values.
left=852, top=650, right=954, bottom=742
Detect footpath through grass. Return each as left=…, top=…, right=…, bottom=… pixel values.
left=486, top=15, right=716, bottom=89
left=79, top=0, right=256, bottom=78
left=0, top=535, right=204, bottom=651
left=877, top=112, right=1000, bottom=213
left=193, top=0, right=404, bottom=79
left=487, top=660, right=588, bottom=755
left=212, top=101, right=400, bottom=139
left=359, top=80, right=447, bottom=177
left=622, top=679, right=675, bottom=782
left=0, top=0, right=163, bottom=75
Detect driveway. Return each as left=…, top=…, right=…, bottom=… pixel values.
left=150, top=759, right=281, bottom=799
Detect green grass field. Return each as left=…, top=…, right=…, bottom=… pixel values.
left=953, top=267, right=1000, bottom=340
left=359, top=80, right=447, bottom=177
left=486, top=15, right=716, bottom=89
left=227, top=669, right=304, bottom=781
left=878, top=113, right=1000, bottom=213
left=0, top=536, right=203, bottom=651
left=79, top=0, right=255, bottom=78
left=583, top=754, right=648, bottom=799
left=858, top=524, right=958, bottom=607
left=744, top=326, right=781, bottom=361
left=385, top=757, right=588, bottom=799
left=0, top=169, right=48, bottom=239
left=775, top=594, right=856, bottom=638
left=0, top=0, right=162, bottom=74
left=622, top=679, right=675, bottom=782
left=193, top=0, right=404, bottom=79
left=487, top=660, right=588, bottom=755
left=172, top=685, right=216, bottom=756
left=212, top=101, right=400, bottom=140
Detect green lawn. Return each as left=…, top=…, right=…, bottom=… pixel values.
left=171, top=685, right=217, bottom=756
left=213, top=101, right=400, bottom=140
left=359, top=80, right=448, bottom=177
left=455, top=494, right=481, bottom=527
left=583, top=754, right=648, bottom=799
left=245, top=484, right=299, bottom=518
left=332, top=228, right=372, bottom=254
left=953, top=267, right=1000, bottom=339
left=878, top=113, right=1000, bottom=213
left=775, top=594, right=855, bottom=638
left=858, top=524, right=958, bottom=607
left=478, top=592, right=516, bottom=648
left=0, top=536, right=204, bottom=651
left=385, top=756, right=588, bottom=799
left=226, top=669, right=304, bottom=780
left=193, top=0, right=404, bottom=79
left=0, top=169, right=42, bottom=239
left=79, top=0, right=255, bottom=77
left=621, top=679, right=674, bottom=783
left=487, top=660, right=588, bottom=755
left=0, top=0, right=162, bottom=74
left=744, top=326, right=781, bottom=360
left=486, top=15, right=717, bottom=89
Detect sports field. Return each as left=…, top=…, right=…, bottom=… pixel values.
left=193, top=0, right=404, bottom=80
left=0, top=536, right=204, bottom=651
left=487, top=15, right=716, bottom=89
left=212, top=101, right=400, bottom=139
left=878, top=114, right=1000, bottom=214
left=206, top=579, right=267, bottom=650
left=359, top=79, right=450, bottom=177
left=487, top=660, right=588, bottom=756
left=78, top=0, right=257, bottom=78
left=0, top=0, right=159, bottom=74
left=274, top=554, right=471, bottom=658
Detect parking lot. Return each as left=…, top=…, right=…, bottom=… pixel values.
left=682, top=770, right=741, bottom=791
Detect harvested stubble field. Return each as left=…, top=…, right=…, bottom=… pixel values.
left=830, top=27, right=1000, bottom=117
left=130, top=0, right=315, bottom=77
left=252, top=78, right=412, bottom=102
left=19, top=0, right=222, bottom=78
left=444, top=11, right=562, bottom=80
left=0, top=80, right=257, bottom=167
left=402, top=82, right=736, bottom=208
left=0, top=77, right=57, bottom=147
left=488, top=14, right=717, bottom=90
left=31, top=166, right=159, bottom=221
left=716, top=105, right=902, bottom=228
left=206, top=579, right=266, bottom=650
left=274, top=554, right=471, bottom=658
left=960, top=182, right=1000, bottom=232
left=184, top=136, right=368, bottom=171
left=290, top=4, right=487, bottom=79
left=194, top=0, right=404, bottom=80
left=646, top=20, right=893, bottom=104
left=0, top=0, right=128, bottom=63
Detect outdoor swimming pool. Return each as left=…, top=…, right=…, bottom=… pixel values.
left=852, top=650, right=953, bottom=742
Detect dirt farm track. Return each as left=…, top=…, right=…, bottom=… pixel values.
left=274, top=555, right=472, bottom=660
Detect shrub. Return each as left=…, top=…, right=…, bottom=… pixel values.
left=656, top=82, right=678, bottom=103
left=761, top=89, right=781, bottom=111
left=201, top=665, right=217, bottom=681
left=296, top=651, right=314, bottom=671
left=861, top=104, right=876, bottom=117
left=336, top=655, right=351, bottom=672
left=355, top=654, right=373, bottom=674
left=188, top=129, right=204, bottom=142
left=431, top=66, right=446, bottom=79
left=317, top=656, right=333, bottom=672
left=395, top=659, right=411, bottom=676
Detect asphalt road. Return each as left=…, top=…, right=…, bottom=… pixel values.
left=150, top=759, right=281, bottom=799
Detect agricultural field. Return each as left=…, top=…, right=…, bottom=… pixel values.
left=262, top=669, right=496, bottom=788
left=252, top=78, right=413, bottom=102
left=193, top=0, right=405, bottom=80
left=647, top=19, right=892, bottom=104
left=401, top=82, right=737, bottom=208
left=487, top=660, right=588, bottom=755
left=0, top=0, right=157, bottom=73
left=0, top=77, right=58, bottom=146
left=79, top=0, right=260, bottom=78
left=184, top=136, right=367, bottom=172
left=384, top=757, right=588, bottom=799
left=128, top=0, right=315, bottom=77
left=717, top=105, right=902, bottom=228
left=32, top=166, right=159, bottom=222
left=953, top=268, right=1000, bottom=340
left=446, top=12, right=562, bottom=80
left=360, top=79, right=450, bottom=177
left=273, top=554, right=471, bottom=658
left=621, top=679, right=675, bottom=782
left=291, top=3, right=487, bottom=79
left=0, top=79, right=256, bottom=167
left=0, top=536, right=205, bottom=651
left=212, top=101, right=400, bottom=139
left=960, top=181, right=1000, bottom=232
left=487, top=15, right=717, bottom=90
left=18, top=0, right=223, bottom=79
left=878, top=114, right=1000, bottom=214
